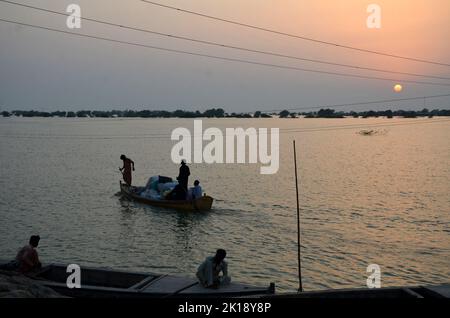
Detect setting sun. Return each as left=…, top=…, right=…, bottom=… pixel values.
left=394, top=84, right=403, bottom=92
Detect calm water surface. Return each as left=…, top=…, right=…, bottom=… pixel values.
left=0, top=117, right=449, bottom=292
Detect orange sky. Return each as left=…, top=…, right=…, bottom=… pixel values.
left=0, top=0, right=449, bottom=110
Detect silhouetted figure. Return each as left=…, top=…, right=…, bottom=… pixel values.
left=14, top=235, right=42, bottom=273
left=177, top=160, right=190, bottom=191
left=120, top=154, right=135, bottom=186
left=196, top=249, right=231, bottom=289
left=169, top=184, right=187, bottom=200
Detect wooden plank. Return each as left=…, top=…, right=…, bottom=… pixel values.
left=128, top=275, right=159, bottom=290
left=423, top=284, right=450, bottom=298
left=140, top=275, right=198, bottom=294
left=179, top=282, right=267, bottom=294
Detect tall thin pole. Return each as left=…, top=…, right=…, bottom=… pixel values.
left=293, top=140, right=303, bottom=292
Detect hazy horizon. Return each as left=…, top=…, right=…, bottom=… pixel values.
left=1, top=0, right=449, bottom=112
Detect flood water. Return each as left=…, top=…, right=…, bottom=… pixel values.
left=0, top=117, right=449, bottom=292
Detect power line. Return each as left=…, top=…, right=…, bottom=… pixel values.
left=1, top=118, right=449, bottom=140
left=139, top=0, right=450, bottom=67
left=260, top=93, right=450, bottom=113
left=1, top=18, right=450, bottom=87
left=1, top=0, right=449, bottom=81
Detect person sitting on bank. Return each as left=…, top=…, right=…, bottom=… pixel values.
left=15, top=235, right=42, bottom=274
left=188, top=180, right=203, bottom=200
left=196, top=249, right=231, bottom=289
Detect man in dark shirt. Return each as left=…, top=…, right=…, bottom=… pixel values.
left=177, top=160, right=190, bottom=191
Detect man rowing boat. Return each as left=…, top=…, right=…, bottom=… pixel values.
left=120, top=154, right=135, bottom=186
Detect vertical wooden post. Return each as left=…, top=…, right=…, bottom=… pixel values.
left=293, top=140, right=303, bottom=292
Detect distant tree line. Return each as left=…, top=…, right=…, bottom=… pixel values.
left=1, top=108, right=227, bottom=118
left=271, top=108, right=450, bottom=118
left=298, top=108, right=450, bottom=118
left=1, top=107, right=449, bottom=118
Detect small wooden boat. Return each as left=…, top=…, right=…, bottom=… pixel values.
left=5, top=262, right=274, bottom=298
left=120, top=181, right=213, bottom=211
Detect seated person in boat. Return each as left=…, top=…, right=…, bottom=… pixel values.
left=1, top=235, right=42, bottom=273
left=196, top=249, right=231, bottom=289
left=187, top=180, right=202, bottom=200
left=168, top=183, right=187, bottom=200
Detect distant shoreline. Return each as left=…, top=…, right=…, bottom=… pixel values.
left=2, top=108, right=449, bottom=119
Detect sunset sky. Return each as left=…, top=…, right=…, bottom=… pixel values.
left=0, top=0, right=449, bottom=111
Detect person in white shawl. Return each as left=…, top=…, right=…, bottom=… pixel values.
left=196, top=249, right=231, bottom=288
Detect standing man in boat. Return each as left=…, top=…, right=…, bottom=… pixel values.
left=196, top=249, right=231, bottom=289
left=177, top=160, right=190, bottom=191
left=120, top=154, right=135, bottom=186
